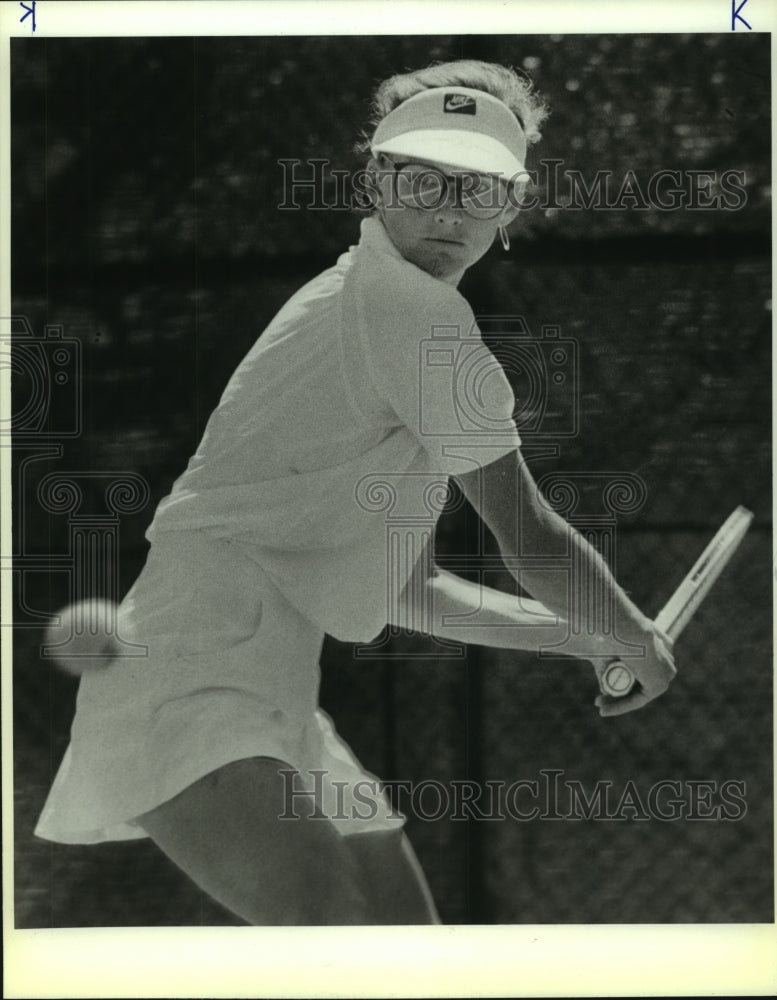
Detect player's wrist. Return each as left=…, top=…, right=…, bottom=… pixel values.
left=613, top=608, right=653, bottom=645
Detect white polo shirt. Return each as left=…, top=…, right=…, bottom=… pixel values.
left=147, top=216, right=522, bottom=642
left=35, top=217, right=525, bottom=846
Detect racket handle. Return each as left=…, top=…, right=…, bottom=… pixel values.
left=599, top=659, right=636, bottom=698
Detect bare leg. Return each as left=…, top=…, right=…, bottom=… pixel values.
left=347, top=829, right=441, bottom=925
left=137, top=757, right=439, bottom=925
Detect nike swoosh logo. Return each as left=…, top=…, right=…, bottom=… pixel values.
left=444, top=94, right=476, bottom=114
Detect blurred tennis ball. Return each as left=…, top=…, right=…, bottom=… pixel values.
left=43, top=600, right=119, bottom=676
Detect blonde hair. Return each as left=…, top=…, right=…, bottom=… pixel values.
left=357, top=59, right=549, bottom=155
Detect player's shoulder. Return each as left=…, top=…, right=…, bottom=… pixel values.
left=244, top=263, right=344, bottom=354
left=276, top=262, right=346, bottom=323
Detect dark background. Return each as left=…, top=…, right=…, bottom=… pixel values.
left=10, top=34, right=772, bottom=925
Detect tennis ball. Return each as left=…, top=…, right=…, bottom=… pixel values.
left=43, top=600, right=119, bottom=676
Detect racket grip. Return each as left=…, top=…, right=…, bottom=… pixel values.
left=599, top=659, right=636, bottom=698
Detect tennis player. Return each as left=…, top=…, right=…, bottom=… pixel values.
left=35, top=60, right=675, bottom=925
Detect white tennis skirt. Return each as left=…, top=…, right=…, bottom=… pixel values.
left=35, top=530, right=403, bottom=844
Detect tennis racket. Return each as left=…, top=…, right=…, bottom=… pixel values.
left=599, top=505, right=754, bottom=698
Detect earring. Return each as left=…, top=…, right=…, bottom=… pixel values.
left=499, top=225, right=510, bottom=252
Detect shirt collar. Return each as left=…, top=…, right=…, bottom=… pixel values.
left=358, top=215, right=407, bottom=263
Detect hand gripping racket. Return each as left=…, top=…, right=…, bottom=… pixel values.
left=599, top=506, right=754, bottom=698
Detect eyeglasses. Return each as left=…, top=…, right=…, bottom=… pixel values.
left=387, top=160, right=509, bottom=220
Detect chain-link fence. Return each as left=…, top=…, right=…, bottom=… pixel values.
left=9, top=34, right=772, bottom=926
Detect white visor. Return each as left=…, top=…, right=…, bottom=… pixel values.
left=371, top=86, right=529, bottom=184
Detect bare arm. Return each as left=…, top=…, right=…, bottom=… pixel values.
left=392, top=565, right=626, bottom=662
left=456, top=450, right=651, bottom=637
left=439, top=449, right=674, bottom=715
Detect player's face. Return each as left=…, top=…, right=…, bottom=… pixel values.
left=374, top=156, right=519, bottom=284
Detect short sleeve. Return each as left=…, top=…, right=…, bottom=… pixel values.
left=353, top=263, right=522, bottom=476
